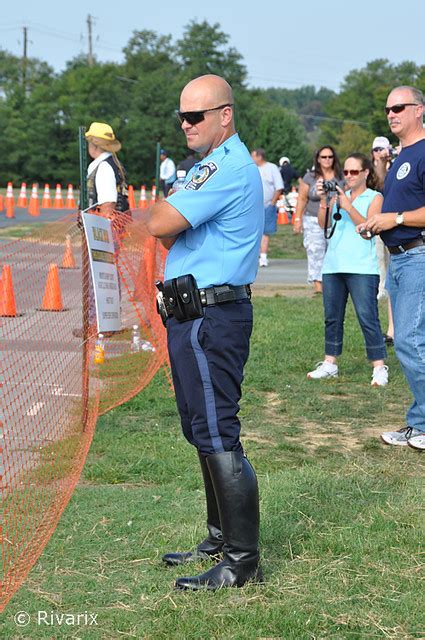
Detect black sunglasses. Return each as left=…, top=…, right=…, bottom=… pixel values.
left=385, top=103, right=420, bottom=115
left=176, top=104, right=233, bottom=126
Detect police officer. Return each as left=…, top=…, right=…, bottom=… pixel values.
left=146, top=74, right=264, bottom=590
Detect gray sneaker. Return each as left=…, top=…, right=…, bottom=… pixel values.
left=407, top=432, right=425, bottom=451
left=380, top=426, right=421, bottom=446
left=307, top=361, right=338, bottom=380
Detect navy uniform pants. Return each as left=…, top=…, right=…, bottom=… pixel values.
left=167, top=300, right=252, bottom=456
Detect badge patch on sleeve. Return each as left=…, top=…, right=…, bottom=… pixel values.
left=185, top=162, right=219, bottom=190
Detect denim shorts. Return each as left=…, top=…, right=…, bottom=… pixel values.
left=263, top=205, right=277, bottom=235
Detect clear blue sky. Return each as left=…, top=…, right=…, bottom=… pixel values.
left=2, top=0, right=424, bottom=92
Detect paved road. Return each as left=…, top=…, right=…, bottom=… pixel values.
left=0, top=206, right=75, bottom=228
left=254, top=259, right=308, bottom=286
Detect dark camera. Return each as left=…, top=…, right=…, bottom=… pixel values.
left=322, top=179, right=338, bottom=193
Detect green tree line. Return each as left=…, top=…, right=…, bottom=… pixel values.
left=0, top=20, right=424, bottom=186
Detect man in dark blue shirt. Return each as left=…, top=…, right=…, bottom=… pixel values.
left=365, top=86, right=425, bottom=451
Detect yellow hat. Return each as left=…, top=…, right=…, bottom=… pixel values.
left=85, top=122, right=121, bottom=152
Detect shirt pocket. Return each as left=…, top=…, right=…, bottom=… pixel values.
left=185, top=225, right=206, bottom=250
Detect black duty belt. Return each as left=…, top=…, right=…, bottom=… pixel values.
left=198, top=284, right=251, bottom=306
left=156, top=276, right=251, bottom=326
left=387, top=237, right=425, bottom=254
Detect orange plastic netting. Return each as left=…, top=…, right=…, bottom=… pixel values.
left=0, top=209, right=169, bottom=611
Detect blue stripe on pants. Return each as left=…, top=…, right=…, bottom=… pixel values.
left=190, top=318, right=224, bottom=454
left=167, top=301, right=252, bottom=456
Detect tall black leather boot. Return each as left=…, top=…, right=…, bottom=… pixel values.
left=162, top=452, right=223, bottom=566
left=175, top=451, right=263, bottom=590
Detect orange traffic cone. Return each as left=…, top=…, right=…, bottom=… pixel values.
left=39, top=264, right=66, bottom=312
left=61, top=234, right=77, bottom=269
left=5, top=183, right=14, bottom=219
left=28, top=184, right=40, bottom=217
left=66, top=184, right=76, bottom=209
left=0, top=194, right=4, bottom=212
left=54, top=184, right=64, bottom=209
left=0, top=264, right=18, bottom=317
left=150, top=184, right=157, bottom=205
left=277, top=201, right=289, bottom=225
left=139, top=184, right=147, bottom=209
left=17, top=182, right=28, bottom=207
left=42, top=184, right=52, bottom=208
left=128, top=184, right=136, bottom=209
left=6, top=182, right=14, bottom=204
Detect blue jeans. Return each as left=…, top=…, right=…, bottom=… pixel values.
left=386, top=246, right=425, bottom=432
left=323, top=273, right=387, bottom=361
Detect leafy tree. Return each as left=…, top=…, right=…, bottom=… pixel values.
left=247, top=102, right=310, bottom=172
left=333, top=123, right=372, bottom=161
left=263, top=85, right=336, bottom=132
left=176, top=20, right=247, bottom=88
left=319, top=59, right=425, bottom=148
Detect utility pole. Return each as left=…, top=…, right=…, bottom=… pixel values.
left=22, top=26, right=28, bottom=93
left=87, top=14, right=93, bottom=66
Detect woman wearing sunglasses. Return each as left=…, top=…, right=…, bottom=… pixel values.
left=307, top=153, right=389, bottom=386
left=293, top=146, right=344, bottom=294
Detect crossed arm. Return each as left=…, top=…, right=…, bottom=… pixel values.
left=145, top=200, right=191, bottom=249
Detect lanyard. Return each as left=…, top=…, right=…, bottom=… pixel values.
left=323, top=193, right=342, bottom=240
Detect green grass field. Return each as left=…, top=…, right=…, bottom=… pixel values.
left=268, top=224, right=305, bottom=260
left=1, top=294, right=424, bottom=639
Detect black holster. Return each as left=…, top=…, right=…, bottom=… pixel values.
left=156, top=274, right=203, bottom=324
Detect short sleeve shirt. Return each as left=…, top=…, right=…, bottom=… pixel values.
left=381, top=138, right=425, bottom=247
left=257, top=162, right=284, bottom=207
left=165, top=134, right=264, bottom=288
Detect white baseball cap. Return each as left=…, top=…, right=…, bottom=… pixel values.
left=279, top=156, right=290, bottom=166
left=372, top=136, right=390, bottom=150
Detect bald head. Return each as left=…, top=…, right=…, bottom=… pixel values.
left=179, top=75, right=236, bottom=157
left=180, top=75, right=233, bottom=112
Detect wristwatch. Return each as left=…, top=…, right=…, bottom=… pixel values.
left=395, top=212, right=404, bottom=225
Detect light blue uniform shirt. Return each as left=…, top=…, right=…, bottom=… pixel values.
left=165, top=134, right=264, bottom=288
left=322, top=188, right=380, bottom=275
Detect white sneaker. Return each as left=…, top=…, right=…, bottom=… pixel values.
left=380, top=426, right=421, bottom=446
left=371, top=365, right=389, bottom=387
left=407, top=433, right=425, bottom=451
left=259, top=255, right=268, bottom=267
left=307, top=361, right=338, bottom=380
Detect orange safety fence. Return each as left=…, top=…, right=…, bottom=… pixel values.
left=0, top=208, right=169, bottom=611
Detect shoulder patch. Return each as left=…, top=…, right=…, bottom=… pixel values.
left=185, top=161, right=219, bottom=190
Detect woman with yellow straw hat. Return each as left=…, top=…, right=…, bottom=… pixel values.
left=85, top=122, right=129, bottom=217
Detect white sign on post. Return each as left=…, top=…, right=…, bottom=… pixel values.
left=81, top=212, right=121, bottom=333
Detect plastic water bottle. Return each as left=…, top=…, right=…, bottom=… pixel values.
left=131, top=325, right=141, bottom=353
left=94, top=333, right=105, bottom=364
left=140, top=340, right=156, bottom=352
left=172, top=170, right=187, bottom=191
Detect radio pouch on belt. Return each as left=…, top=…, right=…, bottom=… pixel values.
left=163, top=274, right=203, bottom=322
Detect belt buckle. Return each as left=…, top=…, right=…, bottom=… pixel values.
left=397, top=245, right=405, bottom=253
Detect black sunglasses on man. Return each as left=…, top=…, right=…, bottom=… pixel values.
left=176, top=104, right=233, bottom=126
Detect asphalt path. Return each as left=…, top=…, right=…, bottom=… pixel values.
left=254, top=259, right=308, bottom=286
left=0, top=206, right=74, bottom=227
